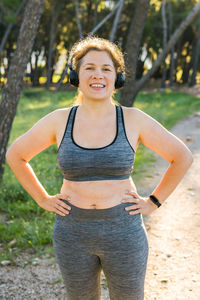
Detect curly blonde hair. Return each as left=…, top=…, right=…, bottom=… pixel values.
left=68, top=36, right=125, bottom=106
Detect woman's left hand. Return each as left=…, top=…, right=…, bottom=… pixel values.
left=121, top=190, right=158, bottom=215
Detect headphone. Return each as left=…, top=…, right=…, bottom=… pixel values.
left=68, top=58, right=125, bottom=89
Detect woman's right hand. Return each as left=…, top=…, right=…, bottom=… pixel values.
left=38, top=193, right=72, bottom=216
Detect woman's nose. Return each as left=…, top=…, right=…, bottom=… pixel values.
left=92, top=69, right=103, bottom=79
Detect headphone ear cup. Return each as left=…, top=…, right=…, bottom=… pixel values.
left=115, top=72, right=125, bottom=89
left=69, top=67, right=79, bottom=87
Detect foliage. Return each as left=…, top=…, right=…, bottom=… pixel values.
left=0, top=0, right=21, bottom=23
left=0, top=0, right=199, bottom=86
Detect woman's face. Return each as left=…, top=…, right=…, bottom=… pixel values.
left=78, top=50, right=116, bottom=102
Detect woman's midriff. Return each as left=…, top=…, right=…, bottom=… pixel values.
left=60, top=177, right=137, bottom=209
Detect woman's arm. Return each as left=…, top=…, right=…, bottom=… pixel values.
left=136, top=108, right=193, bottom=203
left=122, top=108, right=193, bottom=214
left=6, top=109, right=71, bottom=216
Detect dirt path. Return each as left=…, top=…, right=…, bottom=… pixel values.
left=141, top=111, right=200, bottom=300
left=173, top=85, right=200, bottom=98
left=0, top=112, right=200, bottom=300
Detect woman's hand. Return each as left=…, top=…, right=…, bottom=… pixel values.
left=121, top=190, right=158, bottom=215
left=38, top=193, right=72, bottom=216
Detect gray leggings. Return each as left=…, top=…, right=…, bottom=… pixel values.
left=53, top=200, right=149, bottom=300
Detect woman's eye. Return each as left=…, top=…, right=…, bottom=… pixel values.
left=85, top=67, right=111, bottom=72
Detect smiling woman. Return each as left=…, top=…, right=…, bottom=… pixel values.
left=68, top=36, right=125, bottom=106
left=78, top=51, right=116, bottom=101
left=6, top=36, right=193, bottom=300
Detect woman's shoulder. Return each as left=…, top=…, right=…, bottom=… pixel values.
left=120, top=105, right=146, bottom=115
left=120, top=105, right=149, bottom=124
left=50, top=106, right=73, bottom=116
left=34, top=107, right=74, bottom=135
left=45, top=106, right=74, bottom=124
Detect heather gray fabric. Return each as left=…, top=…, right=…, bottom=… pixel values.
left=53, top=200, right=149, bottom=300
left=57, top=105, right=135, bottom=181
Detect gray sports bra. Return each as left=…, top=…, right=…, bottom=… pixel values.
left=57, top=105, right=135, bottom=181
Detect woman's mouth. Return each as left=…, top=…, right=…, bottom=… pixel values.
left=90, top=83, right=106, bottom=90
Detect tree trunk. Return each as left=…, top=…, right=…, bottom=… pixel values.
left=88, top=0, right=121, bottom=36
left=189, top=11, right=200, bottom=86
left=174, top=37, right=182, bottom=83
left=46, top=0, right=57, bottom=89
left=0, top=55, right=2, bottom=84
left=4, top=46, right=13, bottom=79
left=161, top=0, right=167, bottom=89
left=0, top=0, right=45, bottom=182
left=32, top=51, right=40, bottom=86
left=0, top=0, right=27, bottom=55
left=75, top=0, right=83, bottom=39
left=181, top=43, right=194, bottom=84
left=120, top=0, right=200, bottom=106
left=109, top=0, right=125, bottom=42
left=168, top=1, right=175, bottom=87
left=93, top=0, right=99, bottom=28
left=120, top=0, right=150, bottom=106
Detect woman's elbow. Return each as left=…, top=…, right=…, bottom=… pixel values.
left=6, top=146, right=14, bottom=164
left=185, top=150, right=193, bottom=168
left=174, top=148, right=193, bottom=169
left=6, top=144, right=20, bottom=165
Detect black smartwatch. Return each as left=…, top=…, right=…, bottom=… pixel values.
left=149, top=195, right=162, bottom=208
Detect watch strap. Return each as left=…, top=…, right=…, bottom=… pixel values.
left=149, top=195, right=162, bottom=208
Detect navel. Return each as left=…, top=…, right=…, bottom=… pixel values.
left=90, top=203, right=97, bottom=209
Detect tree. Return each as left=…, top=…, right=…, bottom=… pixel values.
left=0, top=0, right=45, bottom=181
left=75, top=0, right=83, bottom=38
left=120, top=0, right=200, bottom=107
left=1, top=0, right=200, bottom=93
left=0, top=0, right=27, bottom=55
left=46, top=0, right=59, bottom=89
left=109, top=0, right=125, bottom=42
left=189, top=11, right=200, bottom=86
left=89, top=0, right=123, bottom=36
left=161, top=0, right=167, bottom=88
left=120, top=0, right=150, bottom=106
left=168, top=1, right=175, bottom=87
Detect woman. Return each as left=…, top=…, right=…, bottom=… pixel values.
left=6, top=36, right=193, bottom=300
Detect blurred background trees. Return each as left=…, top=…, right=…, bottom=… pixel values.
left=0, top=0, right=200, bottom=179
left=0, top=0, right=200, bottom=92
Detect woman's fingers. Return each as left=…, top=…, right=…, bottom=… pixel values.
left=124, top=204, right=140, bottom=215
left=125, top=191, right=138, bottom=198
left=38, top=194, right=72, bottom=216
left=55, top=201, right=71, bottom=216
left=56, top=193, right=71, bottom=201
left=121, top=191, right=140, bottom=203
left=55, top=201, right=71, bottom=214
left=56, top=198, right=71, bottom=210
left=121, top=190, right=143, bottom=214
left=46, top=194, right=71, bottom=216
left=55, top=207, right=68, bottom=216
left=56, top=193, right=72, bottom=208
left=122, top=190, right=158, bottom=215
left=121, top=197, right=139, bottom=203
left=128, top=208, right=142, bottom=215
left=125, top=204, right=140, bottom=211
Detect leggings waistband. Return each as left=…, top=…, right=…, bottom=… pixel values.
left=61, top=199, right=139, bottom=221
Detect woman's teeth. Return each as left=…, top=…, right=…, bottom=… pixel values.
left=90, top=84, right=105, bottom=88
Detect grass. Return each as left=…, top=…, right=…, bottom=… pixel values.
left=132, top=89, right=200, bottom=183
left=0, top=87, right=199, bottom=263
